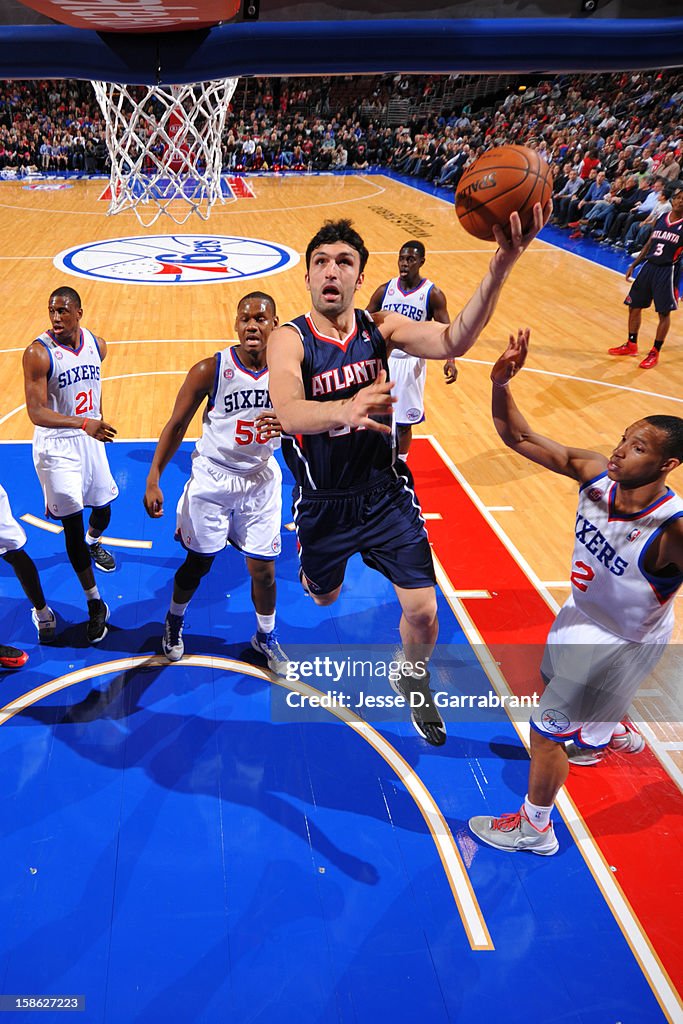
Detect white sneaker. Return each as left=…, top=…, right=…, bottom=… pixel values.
left=469, top=806, right=559, bottom=856
left=609, top=719, right=646, bottom=754
left=251, top=630, right=289, bottom=677
left=162, top=612, right=184, bottom=662
left=32, top=606, right=57, bottom=643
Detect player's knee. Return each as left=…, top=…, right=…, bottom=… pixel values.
left=89, top=504, right=111, bottom=534
left=402, top=593, right=438, bottom=632
left=247, top=558, right=275, bottom=587
left=175, top=550, right=214, bottom=591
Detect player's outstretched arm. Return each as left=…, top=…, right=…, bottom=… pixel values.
left=268, top=326, right=395, bottom=436
left=491, top=328, right=606, bottom=483
left=143, top=357, right=215, bottom=517
left=381, top=203, right=551, bottom=361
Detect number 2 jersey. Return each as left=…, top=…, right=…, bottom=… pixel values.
left=194, top=346, right=279, bottom=475
left=281, top=310, right=394, bottom=491
left=33, top=327, right=103, bottom=439
left=571, top=472, right=683, bottom=642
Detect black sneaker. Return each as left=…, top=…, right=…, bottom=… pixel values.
left=390, top=662, right=446, bottom=746
left=87, top=599, right=110, bottom=643
left=90, top=541, right=116, bottom=573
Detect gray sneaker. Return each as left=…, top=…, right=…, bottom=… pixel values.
left=469, top=806, right=559, bottom=856
left=162, top=612, right=184, bottom=662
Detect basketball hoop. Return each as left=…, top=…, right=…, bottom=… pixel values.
left=91, top=79, right=238, bottom=227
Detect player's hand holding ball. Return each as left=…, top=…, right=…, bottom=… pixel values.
left=455, top=145, right=553, bottom=242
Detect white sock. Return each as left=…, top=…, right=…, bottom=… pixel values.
left=398, top=453, right=408, bottom=462
left=84, top=585, right=100, bottom=601
left=170, top=599, right=189, bottom=617
left=256, top=613, right=275, bottom=634
left=34, top=606, right=52, bottom=621
left=85, top=530, right=99, bottom=546
left=524, top=795, right=553, bottom=829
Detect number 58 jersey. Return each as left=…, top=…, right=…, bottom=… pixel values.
left=571, top=472, right=683, bottom=642
left=195, top=346, right=280, bottom=475
left=35, top=328, right=103, bottom=438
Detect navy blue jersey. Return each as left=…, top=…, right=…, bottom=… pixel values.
left=281, top=309, right=394, bottom=491
left=646, top=212, right=683, bottom=266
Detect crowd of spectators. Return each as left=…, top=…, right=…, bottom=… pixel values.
left=1, top=70, right=682, bottom=257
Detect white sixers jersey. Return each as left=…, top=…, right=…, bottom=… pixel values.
left=571, top=472, right=683, bottom=642
left=195, top=346, right=280, bottom=475
left=36, top=328, right=103, bottom=439
left=381, top=277, right=433, bottom=360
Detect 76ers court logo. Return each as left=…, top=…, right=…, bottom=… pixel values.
left=53, top=235, right=299, bottom=286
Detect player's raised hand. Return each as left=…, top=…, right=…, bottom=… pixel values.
left=491, top=201, right=551, bottom=269
left=143, top=483, right=164, bottom=518
left=491, top=328, right=530, bottom=388
left=84, top=418, right=117, bottom=443
left=345, top=368, right=395, bottom=433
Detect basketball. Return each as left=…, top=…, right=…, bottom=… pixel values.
left=455, top=145, right=552, bottom=241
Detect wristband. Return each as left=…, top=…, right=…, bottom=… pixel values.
left=81, top=419, right=89, bottom=431
left=491, top=378, right=509, bottom=389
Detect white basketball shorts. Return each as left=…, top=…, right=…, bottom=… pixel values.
left=0, top=483, right=27, bottom=555
left=33, top=431, right=119, bottom=519
left=176, top=453, right=282, bottom=559
left=388, top=352, right=427, bottom=426
left=532, top=593, right=670, bottom=749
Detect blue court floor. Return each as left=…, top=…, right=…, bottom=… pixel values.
left=0, top=442, right=670, bottom=1023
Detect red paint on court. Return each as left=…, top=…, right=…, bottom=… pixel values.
left=412, top=436, right=683, bottom=993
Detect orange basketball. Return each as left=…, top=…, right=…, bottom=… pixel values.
left=455, top=145, right=552, bottom=241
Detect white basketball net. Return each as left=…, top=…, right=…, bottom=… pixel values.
left=91, top=78, right=238, bottom=227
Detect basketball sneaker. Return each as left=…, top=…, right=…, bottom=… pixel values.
left=608, top=341, right=638, bottom=356
left=389, top=658, right=446, bottom=747
left=0, top=644, right=29, bottom=669
left=565, top=741, right=605, bottom=766
left=90, top=541, right=116, bottom=572
left=639, top=348, right=659, bottom=370
left=469, top=806, right=559, bottom=856
left=251, top=630, right=289, bottom=677
left=162, top=612, right=184, bottom=662
left=31, top=606, right=57, bottom=644
left=609, top=719, right=646, bottom=754
left=87, top=599, right=109, bottom=644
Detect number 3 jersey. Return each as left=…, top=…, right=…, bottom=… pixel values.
left=34, top=328, right=103, bottom=439
left=571, top=472, right=683, bottom=642
left=194, top=346, right=279, bottom=475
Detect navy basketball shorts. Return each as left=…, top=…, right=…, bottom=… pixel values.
left=625, top=261, right=681, bottom=314
left=292, top=471, right=436, bottom=596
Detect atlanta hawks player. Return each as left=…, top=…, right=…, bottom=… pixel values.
left=469, top=328, right=683, bottom=855
left=268, top=211, right=547, bottom=746
left=144, top=292, right=288, bottom=675
left=23, top=287, right=117, bottom=644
